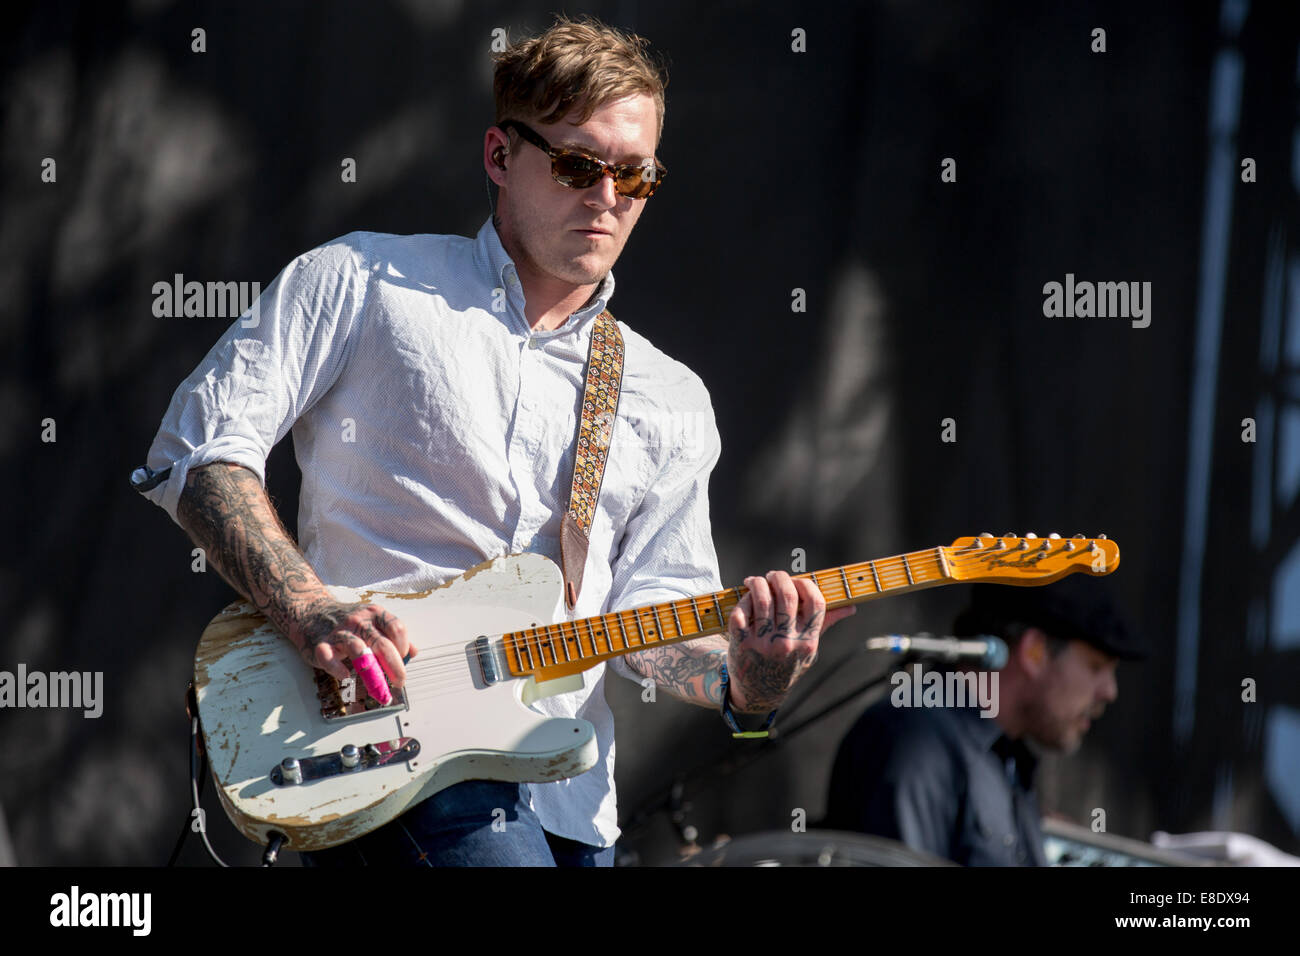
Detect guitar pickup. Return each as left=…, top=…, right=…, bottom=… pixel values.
left=270, top=738, right=421, bottom=786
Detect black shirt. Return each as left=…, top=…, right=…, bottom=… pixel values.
left=825, top=696, right=1048, bottom=866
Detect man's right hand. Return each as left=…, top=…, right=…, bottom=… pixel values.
left=287, top=597, right=417, bottom=692
left=175, top=463, right=418, bottom=697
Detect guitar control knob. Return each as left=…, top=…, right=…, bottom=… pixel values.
left=281, top=757, right=303, bottom=785
left=340, top=744, right=360, bottom=769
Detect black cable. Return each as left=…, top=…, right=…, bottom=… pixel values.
left=262, top=832, right=286, bottom=866
left=168, top=690, right=209, bottom=865
left=189, top=714, right=229, bottom=867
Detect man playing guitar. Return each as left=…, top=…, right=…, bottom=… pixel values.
left=132, top=14, right=854, bottom=866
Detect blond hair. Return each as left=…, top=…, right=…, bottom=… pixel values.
left=493, top=14, right=668, bottom=147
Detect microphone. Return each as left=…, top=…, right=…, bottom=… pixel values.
left=865, top=633, right=1008, bottom=670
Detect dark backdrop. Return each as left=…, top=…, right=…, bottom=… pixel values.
left=2, top=0, right=1297, bottom=865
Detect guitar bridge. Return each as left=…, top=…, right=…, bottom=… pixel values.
left=315, top=669, right=408, bottom=722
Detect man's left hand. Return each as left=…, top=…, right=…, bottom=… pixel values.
left=725, top=570, right=857, bottom=713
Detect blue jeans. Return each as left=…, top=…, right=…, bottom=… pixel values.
left=300, top=780, right=615, bottom=867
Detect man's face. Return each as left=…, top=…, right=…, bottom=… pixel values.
left=491, top=93, right=659, bottom=289
left=1023, top=638, right=1119, bottom=754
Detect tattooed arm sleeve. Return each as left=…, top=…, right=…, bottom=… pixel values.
left=176, top=461, right=336, bottom=651
left=620, top=638, right=729, bottom=708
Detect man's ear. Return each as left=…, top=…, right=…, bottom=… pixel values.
left=1018, top=627, right=1049, bottom=677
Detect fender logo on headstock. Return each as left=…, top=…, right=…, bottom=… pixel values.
left=945, top=533, right=1119, bottom=585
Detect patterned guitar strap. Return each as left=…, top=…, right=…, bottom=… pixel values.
left=560, top=309, right=625, bottom=610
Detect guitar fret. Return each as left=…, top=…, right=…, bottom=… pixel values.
left=839, top=566, right=852, bottom=602
left=647, top=607, right=662, bottom=642
left=584, top=617, right=601, bottom=656
left=552, top=621, right=572, bottom=660
left=614, top=612, right=631, bottom=649
left=546, top=626, right=560, bottom=665
left=632, top=609, right=648, bottom=644
left=902, top=554, right=914, bottom=585
left=521, top=633, right=534, bottom=671
left=600, top=615, right=616, bottom=653
left=870, top=561, right=882, bottom=592
left=688, top=596, right=704, bottom=631
left=554, top=624, right=571, bottom=662
left=712, top=594, right=726, bottom=629
left=669, top=601, right=683, bottom=639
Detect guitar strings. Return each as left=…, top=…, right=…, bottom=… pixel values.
left=406, top=553, right=960, bottom=673
left=375, top=545, right=1078, bottom=675
left=384, top=553, right=953, bottom=676
left=351, top=547, right=1086, bottom=694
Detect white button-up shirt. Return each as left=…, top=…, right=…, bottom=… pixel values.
left=132, top=217, right=723, bottom=847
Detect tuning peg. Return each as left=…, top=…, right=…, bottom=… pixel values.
left=1097, top=533, right=1107, bottom=539
left=1048, top=532, right=1061, bottom=539
left=980, top=531, right=994, bottom=539
left=1019, top=539, right=1030, bottom=550
left=1002, top=532, right=1016, bottom=538
left=1065, top=540, right=1076, bottom=551
left=1040, top=540, right=1050, bottom=551
left=1025, top=532, right=1038, bottom=539
left=1072, top=533, right=1085, bottom=539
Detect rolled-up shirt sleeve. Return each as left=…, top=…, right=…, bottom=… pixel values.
left=129, top=238, right=367, bottom=526
left=605, top=384, right=724, bottom=683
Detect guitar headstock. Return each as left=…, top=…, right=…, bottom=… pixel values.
left=944, top=532, right=1119, bottom=585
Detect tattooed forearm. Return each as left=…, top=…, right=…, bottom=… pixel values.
left=622, top=637, right=728, bottom=708
left=176, top=462, right=333, bottom=650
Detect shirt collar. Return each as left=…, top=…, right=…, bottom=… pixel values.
left=950, top=700, right=1007, bottom=752
left=950, top=704, right=1041, bottom=784
left=472, top=216, right=616, bottom=336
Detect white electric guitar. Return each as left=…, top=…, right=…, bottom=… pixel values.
left=193, top=533, right=1119, bottom=850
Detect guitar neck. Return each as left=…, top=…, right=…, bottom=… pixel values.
left=501, top=546, right=954, bottom=682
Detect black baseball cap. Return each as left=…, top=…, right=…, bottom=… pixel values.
left=952, top=575, right=1146, bottom=661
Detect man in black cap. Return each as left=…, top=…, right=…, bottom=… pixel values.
left=823, top=575, right=1145, bottom=865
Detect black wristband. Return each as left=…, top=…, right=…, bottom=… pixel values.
left=718, top=661, right=777, bottom=738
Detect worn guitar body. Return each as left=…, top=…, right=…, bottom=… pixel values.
left=194, top=533, right=1119, bottom=851
left=194, top=553, right=595, bottom=851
